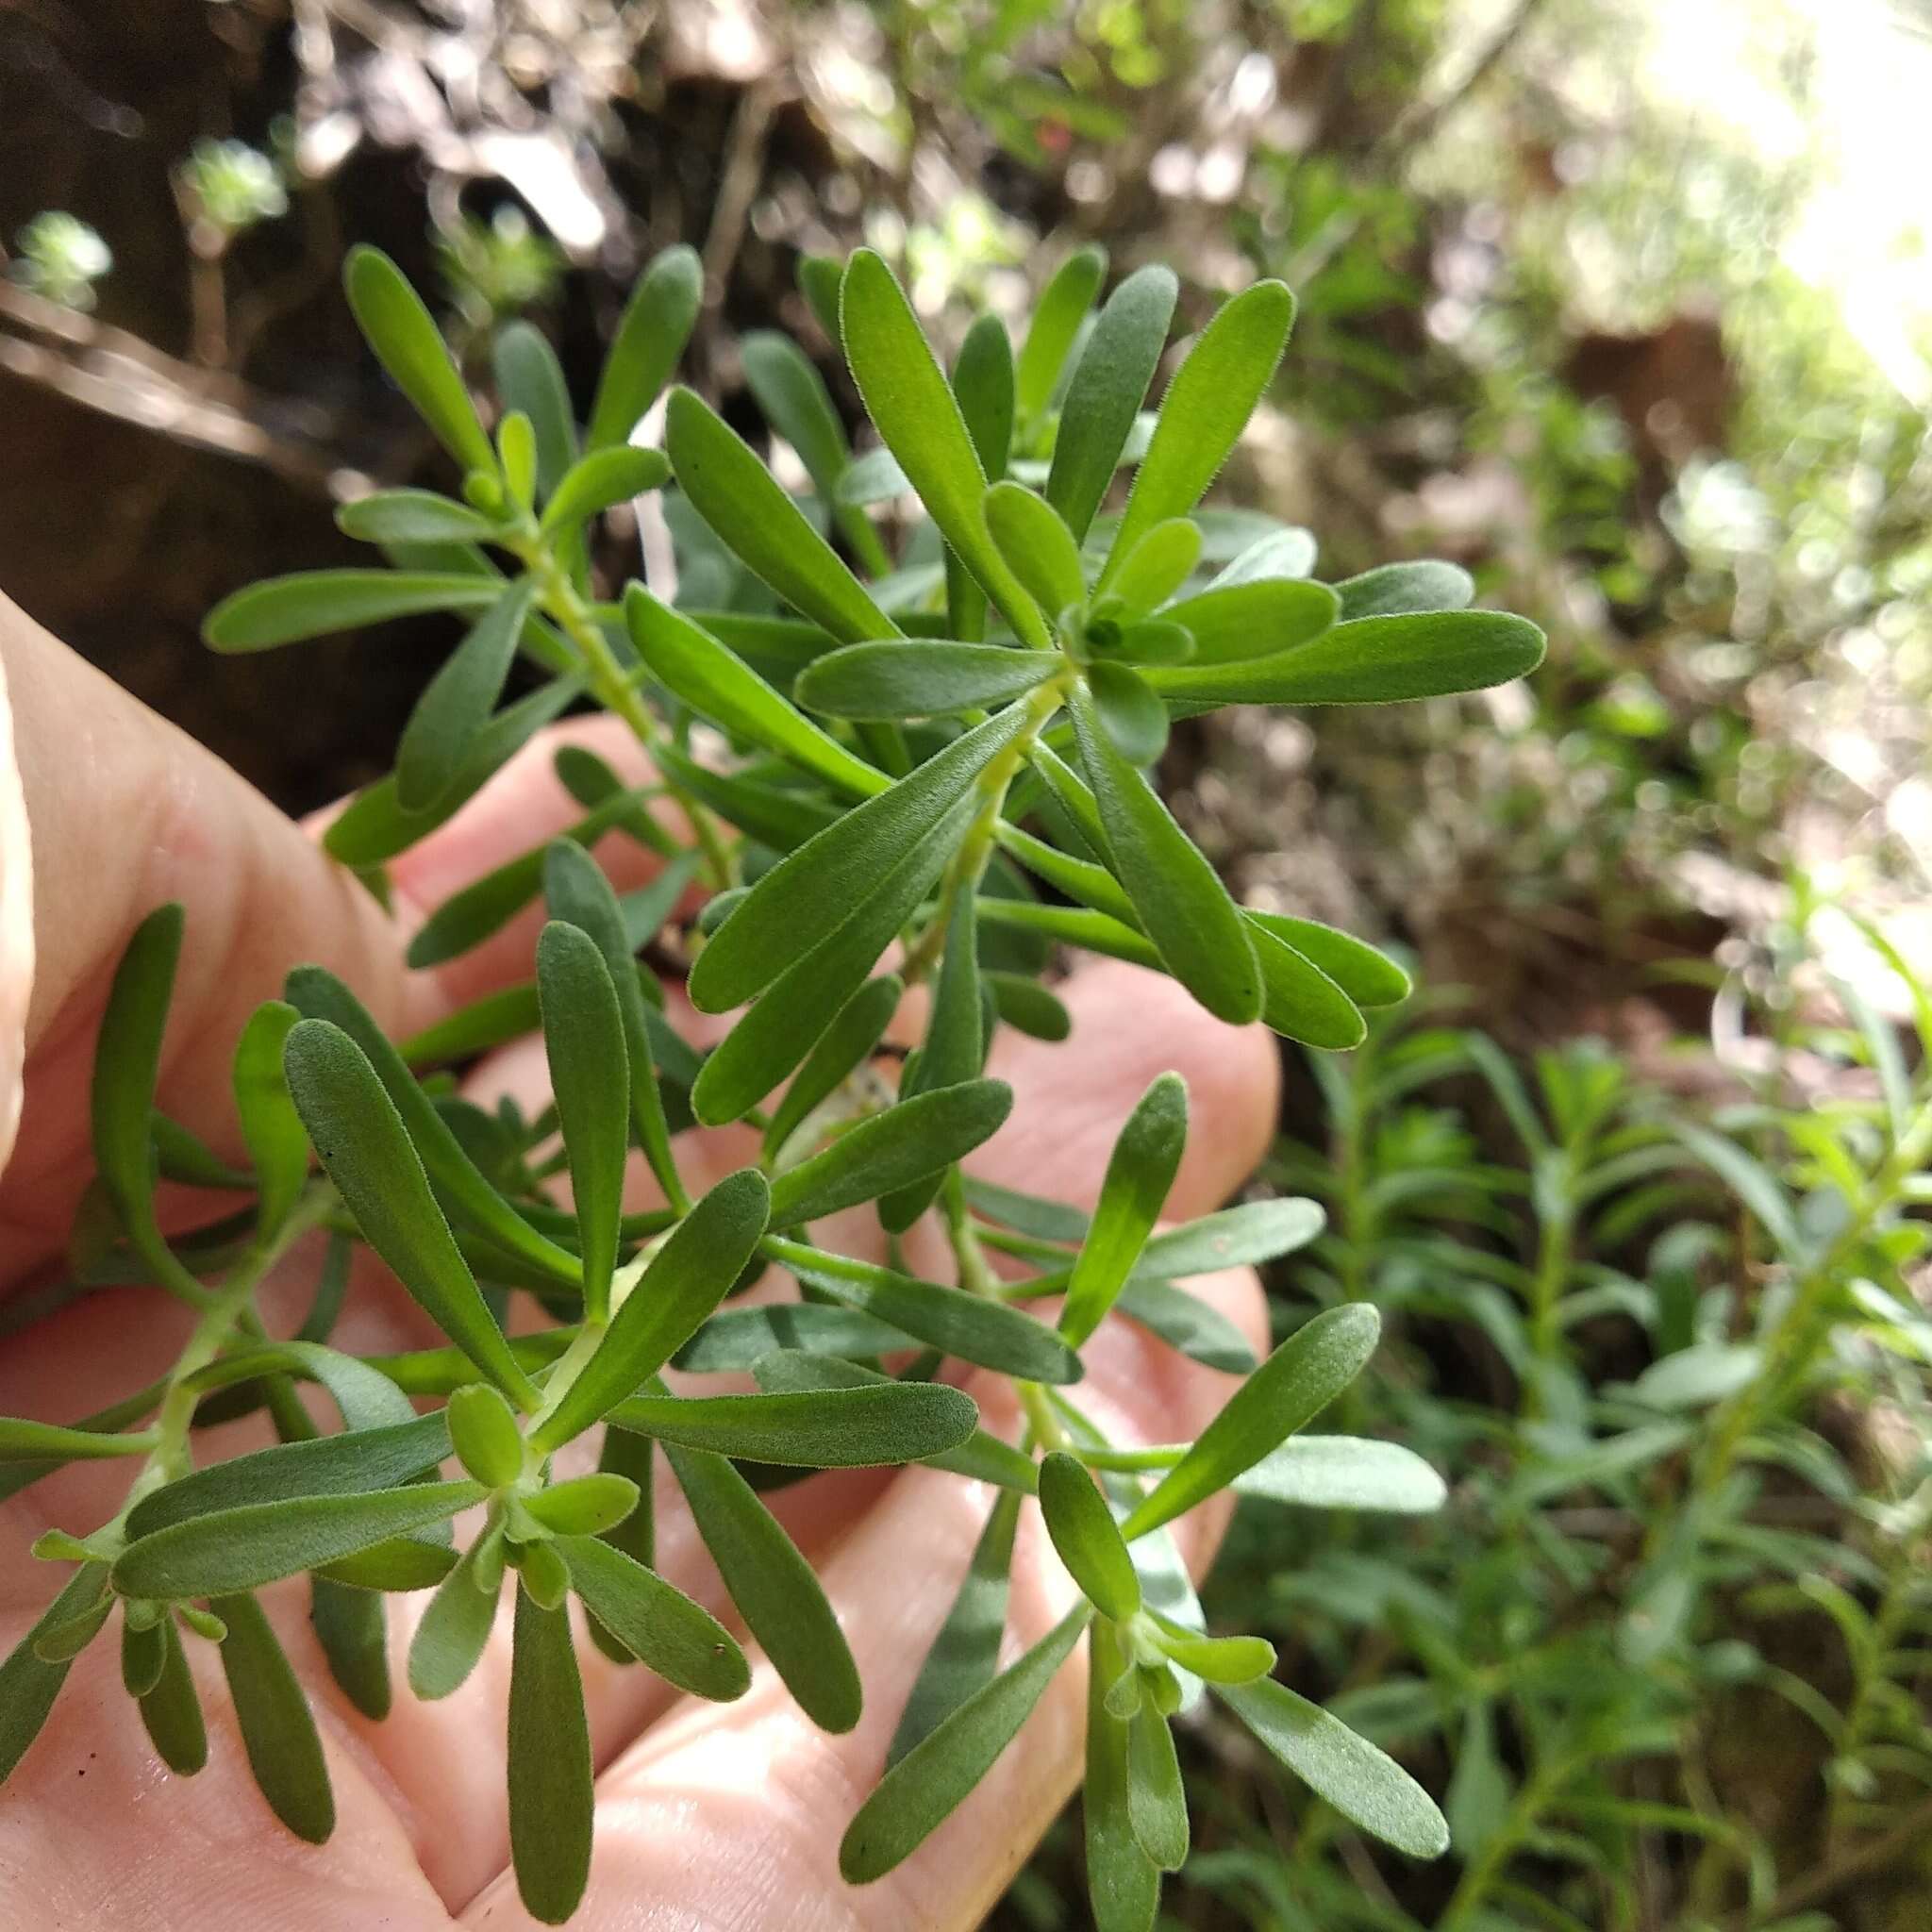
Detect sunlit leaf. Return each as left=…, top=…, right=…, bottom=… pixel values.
left=1233, top=1436, right=1447, bottom=1513
left=539, top=445, right=670, bottom=537
left=1015, top=245, right=1107, bottom=424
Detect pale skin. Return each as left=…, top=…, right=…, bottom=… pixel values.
left=0, top=591, right=1277, bottom=1930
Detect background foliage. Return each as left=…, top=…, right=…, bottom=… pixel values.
left=2, top=1, right=1928, bottom=1927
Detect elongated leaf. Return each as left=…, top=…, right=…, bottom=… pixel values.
left=1039, top=1452, right=1141, bottom=1620
left=1216, top=1676, right=1448, bottom=1858
left=1087, top=1622, right=1161, bottom=1932
left=493, top=320, right=577, bottom=499
left=395, top=577, right=539, bottom=809
left=530, top=1168, right=771, bottom=1451
left=1098, top=282, right=1293, bottom=592
left=983, top=481, right=1086, bottom=617
left=1333, top=559, right=1474, bottom=620
left=1207, top=526, right=1317, bottom=587
left=91, top=904, right=188, bottom=1295
left=767, top=1081, right=1012, bottom=1226
left=1160, top=578, right=1338, bottom=667
left=1234, top=1436, right=1447, bottom=1513
left=1069, top=687, right=1260, bottom=1024
left=1122, top=1305, right=1380, bottom=1538
left=231, top=1000, right=307, bottom=1238
left=654, top=742, right=840, bottom=856
left=987, top=971, right=1070, bottom=1041
left=665, top=386, right=898, bottom=642
left=0, top=1564, right=108, bottom=1780
left=588, top=244, right=702, bottom=449
left=541, top=841, right=684, bottom=1210
left=408, top=1539, right=500, bottom=1700
left=769, top=1239, right=1080, bottom=1383
left=0, top=1417, right=148, bottom=1460
left=126, top=1412, right=451, bottom=1539
left=1048, top=267, right=1178, bottom=541
left=891, top=1491, right=1022, bottom=1765
left=538, top=445, right=669, bottom=538
left=140, top=1613, right=208, bottom=1774
left=994, top=822, right=1138, bottom=925
left=213, top=1591, right=335, bottom=1843
left=324, top=673, right=584, bottom=869
left=840, top=1606, right=1091, bottom=1882
left=675, top=1302, right=907, bottom=1372
left=116, top=1479, right=484, bottom=1598
left=1060, top=1074, right=1187, bottom=1348
left=625, top=586, right=886, bottom=800
left=1126, top=1706, right=1189, bottom=1869
left=797, top=641, right=1062, bottom=721
left=310, top=1575, right=391, bottom=1720
left=690, top=800, right=972, bottom=1124
left=509, top=1588, right=593, bottom=1924
left=283, top=1020, right=541, bottom=1403
left=536, top=922, right=629, bottom=1323
left=1106, top=519, right=1201, bottom=614
left=1144, top=609, right=1546, bottom=707
left=286, top=971, right=581, bottom=1291
left=762, top=974, right=902, bottom=1161
left=345, top=245, right=494, bottom=474
left=1144, top=1614, right=1274, bottom=1684
left=1015, top=246, right=1107, bottom=423
left=337, top=490, right=503, bottom=546
left=1136, top=1198, right=1324, bottom=1281
left=1085, top=659, right=1168, bottom=765
left=977, top=896, right=1161, bottom=974
left=797, top=253, right=844, bottom=341
left=664, top=1441, right=861, bottom=1730
left=1247, top=922, right=1366, bottom=1049
left=691, top=705, right=1033, bottom=1014
left=208, top=571, right=503, bottom=654
left=314, top=1536, right=458, bottom=1593
left=1242, top=914, right=1408, bottom=1008
left=557, top=1535, right=746, bottom=1699
left=749, top=1351, right=1039, bottom=1493
left=609, top=1382, right=975, bottom=1466
left=841, top=251, right=1051, bottom=649
left=402, top=985, right=542, bottom=1069
left=448, top=1383, right=524, bottom=1488
left=523, top=1473, right=639, bottom=1536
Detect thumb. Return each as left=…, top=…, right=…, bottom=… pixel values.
left=0, top=593, right=432, bottom=1266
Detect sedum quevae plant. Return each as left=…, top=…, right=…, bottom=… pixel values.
left=1, top=240, right=1543, bottom=1923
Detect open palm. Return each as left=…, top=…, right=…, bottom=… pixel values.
left=0, top=595, right=1274, bottom=1930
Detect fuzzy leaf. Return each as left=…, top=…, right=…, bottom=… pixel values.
left=609, top=1383, right=976, bottom=1467
left=557, top=1535, right=748, bottom=1700
left=1015, top=246, right=1108, bottom=423
left=983, top=481, right=1087, bottom=616
left=408, top=1539, right=500, bottom=1701
left=336, top=491, right=502, bottom=546
left=395, top=577, right=539, bottom=809
left=1159, top=578, right=1338, bottom=667
left=1241, top=913, right=1409, bottom=1008
left=587, top=245, right=702, bottom=449
left=1233, top=1437, right=1447, bottom=1513
left=1333, top=559, right=1474, bottom=620
left=797, top=641, right=1062, bottom=721
left=539, top=446, right=670, bottom=536
left=508, top=1589, right=594, bottom=1923
left=344, top=245, right=494, bottom=474
left=213, top=1591, right=335, bottom=1843
left=1039, top=1452, right=1141, bottom=1620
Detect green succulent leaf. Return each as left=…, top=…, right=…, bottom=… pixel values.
left=1068, top=687, right=1261, bottom=1024
left=771, top=1239, right=1081, bottom=1383
left=0, top=1564, right=109, bottom=1781
left=610, top=1382, right=976, bottom=1467
left=1121, top=1305, right=1381, bottom=1539
left=766, top=1079, right=1013, bottom=1227
left=1086, top=1622, right=1162, bottom=1932
left=1158, top=578, right=1338, bottom=667
left=344, top=244, right=494, bottom=475
left=1048, top=266, right=1178, bottom=542
left=508, top=1588, right=594, bottom=1924
left=665, top=386, right=898, bottom=643
left=690, top=704, right=1035, bottom=1015
left=665, top=1441, right=862, bottom=1731
left=797, top=641, right=1063, bottom=721
left=1098, top=281, right=1294, bottom=592
left=536, top=921, right=630, bottom=1323
left=115, top=1479, right=485, bottom=1598
left=336, top=490, right=503, bottom=546
left=285, top=969, right=581, bottom=1290
left=492, top=320, right=577, bottom=499
left=1241, top=913, right=1409, bottom=1008
left=1232, top=1437, right=1448, bottom=1513
left=529, top=1167, right=771, bottom=1452
left=1143, top=1615, right=1274, bottom=1684
left=408, top=1538, right=502, bottom=1701
left=986, top=971, right=1071, bottom=1041
left=208, top=569, right=501, bottom=652
left=212, top=1591, right=335, bottom=1844
left=1144, top=609, right=1547, bottom=707
left=624, top=585, right=888, bottom=799
left=675, top=1302, right=908, bottom=1372
left=841, top=250, right=1051, bottom=649
left=447, top=1383, right=525, bottom=1488
left=310, top=1574, right=391, bottom=1721
left=1215, top=1675, right=1449, bottom=1859
left=523, top=1473, right=640, bottom=1537
left=539, top=445, right=671, bottom=537
left=1126, top=1705, right=1190, bottom=1870
left=1039, top=1452, right=1141, bottom=1620
left=890, top=1490, right=1022, bottom=1766
left=983, top=481, right=1087, bottom=616
left=556, top=1535, right=748, bottom=1700
left=1333, top=559, right=1474, bottom=620
left=1060, top=1073, right=1188, bottom=1349
left=587, top=244, right=702, bottom=450
left=1247, top=920, right=1367, bottom=1049
left=282, top=1018, right=541, bottom=1405
left=1083, top=660, right=1168, bottom=765
left=395, top=576, right=539, bottom=810
left=1015, top=245, right=1108, bottom=424
left=840, top=1605, right=1091, bottom=1882
left=231, top=999, right=307, bottom=1239
left=1105, top=518, right=1202, bottom=614
left=760, top=973, right=902, bottom=1163
left=139, top=1613, right=208, bottom=1774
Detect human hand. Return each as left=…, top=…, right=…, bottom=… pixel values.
left=0, top=591, right=1276, bottom=1929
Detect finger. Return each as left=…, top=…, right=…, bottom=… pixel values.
left=461, top=1259, right=1269, bottom=1931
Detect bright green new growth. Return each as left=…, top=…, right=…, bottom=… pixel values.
left=8, top=239, right=1548, bottom=1924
